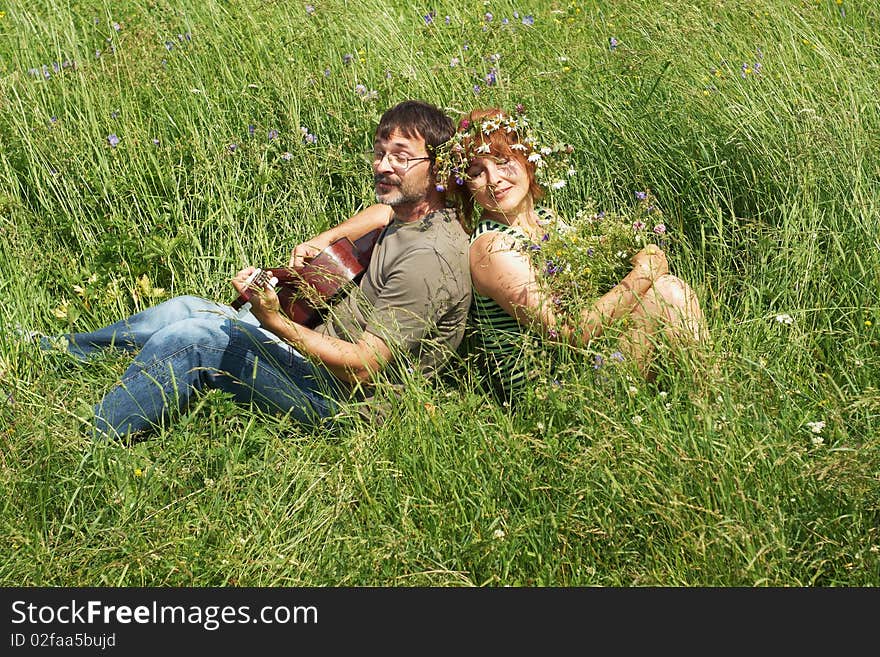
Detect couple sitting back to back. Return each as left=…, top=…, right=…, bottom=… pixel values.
left=43, top=100, right=703, bottom=440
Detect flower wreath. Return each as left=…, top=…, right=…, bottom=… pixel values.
left=434, top=106, right=576, bottom=192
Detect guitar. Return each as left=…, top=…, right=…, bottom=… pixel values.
left=231, top=227, right=381, bottom=328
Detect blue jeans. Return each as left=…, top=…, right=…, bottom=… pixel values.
left=53, top=295, right=348, bottom=438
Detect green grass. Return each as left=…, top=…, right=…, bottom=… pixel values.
left=1, top=0, right=877, bottom=586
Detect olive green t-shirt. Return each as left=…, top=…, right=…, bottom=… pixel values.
left=317, top=207, right=471, bottom=383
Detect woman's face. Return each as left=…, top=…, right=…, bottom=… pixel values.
left=465, top=153, right=532, bottom=217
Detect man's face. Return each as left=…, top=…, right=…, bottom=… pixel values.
left=372, top=129, right=434, bottom=207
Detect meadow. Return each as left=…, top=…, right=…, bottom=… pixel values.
left=0, top=0, right=877, bottom=586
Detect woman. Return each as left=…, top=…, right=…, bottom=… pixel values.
left=438, top=107, right=705, bottom=398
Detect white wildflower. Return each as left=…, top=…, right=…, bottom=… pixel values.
left=806, top=420, right=825, bottom=434
left=775, top=313, right=794, bottom=325
left=493, top=528, right=506, bottom=540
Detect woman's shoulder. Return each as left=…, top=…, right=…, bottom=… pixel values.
left=471, top=218, right=528, bottom=242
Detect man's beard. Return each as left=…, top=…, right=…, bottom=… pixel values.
left=374, top=174, right=430, bottom=207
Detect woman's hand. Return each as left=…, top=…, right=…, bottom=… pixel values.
left=630, top=245, right=668, bottom=281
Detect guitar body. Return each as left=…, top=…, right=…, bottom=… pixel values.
left=231, top=227, right=380, bottom=328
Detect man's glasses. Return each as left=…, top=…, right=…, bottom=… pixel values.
left=366, top=151, right=431, bottom=171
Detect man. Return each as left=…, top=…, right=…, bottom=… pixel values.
left=53, top=100, right=471, bottom=438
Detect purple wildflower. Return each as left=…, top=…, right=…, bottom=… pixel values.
left=112, top=22, right=121, bottom=31
left=107, top=133, right=120, bottom=148
left=355, top=84, right=367, bottom=96
left=609, top=37, right=619, bottom=50
left=522, top=15, right=535, bottom=26
left=485, top=68, right=497, bottom=85
left=593, top=354, right=604, bottom=369
left=541, top=233, right=550, bottom=242
left=423, top=11, right=435, bottom=25
left=653, top=224, right=666, bottom=235
left=610, top=351, right=625, bottom=362
left=268, top=129, right=279, bottom=140
left=435, top=184, right=446, bottom=192
left=305, top=4, right=315, bottom=14
left=635, top=190, right=647, bottom=200
left=515, top=103, right=525, bottom=114
left=484, top=12, right=493, bottom=21
left=228, top=143, right=238, bottom=152
left=152, top=138, right=160, bottom=145
left=633, top=220, right=646, bottom=231
left=473, top=84, right=481, bottom=95
left=548, top=328, right=558, bottom=339
left=454, top=176, right=464, bottom=186
left=342, top=53, right=353, bottom=65
left=445, top=15, right=451, bottom=24
left=248, top=124, right=256, bottom=136
left=110, top=110, right=119, bottom=118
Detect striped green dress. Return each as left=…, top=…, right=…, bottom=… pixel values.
left=469, top=208, right=556, bottom=399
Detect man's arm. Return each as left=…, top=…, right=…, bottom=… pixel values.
left=230, top=267, right=392, bottom=385
left=289, top=203, right=393, bottom=268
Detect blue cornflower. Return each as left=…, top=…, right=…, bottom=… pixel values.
left=107, top=134, right=120, bottom=147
